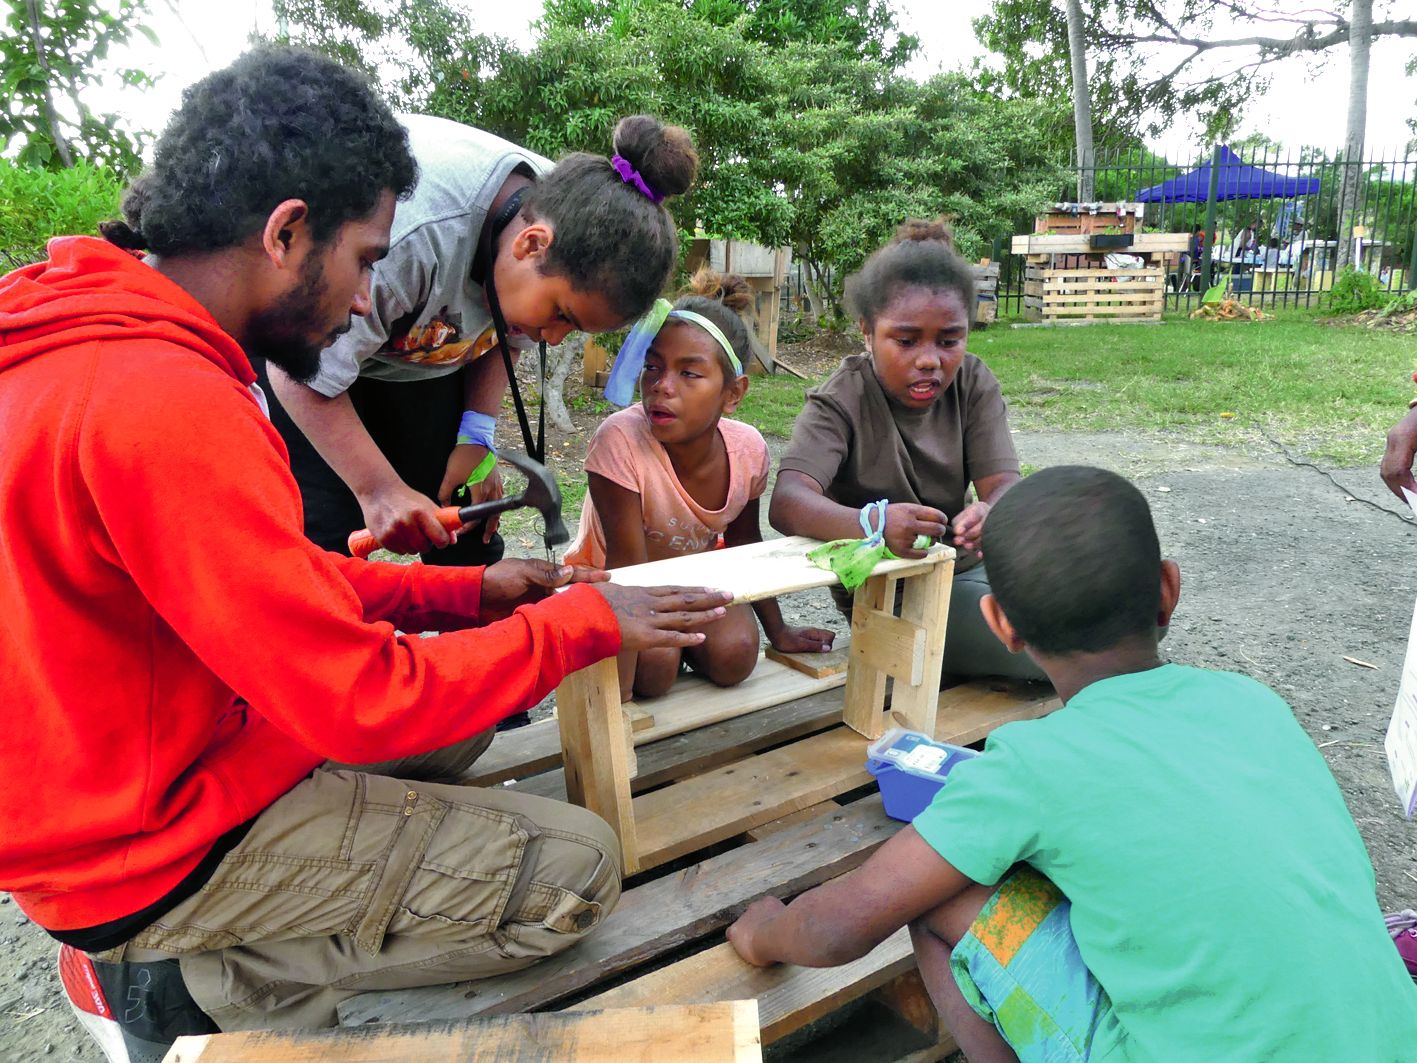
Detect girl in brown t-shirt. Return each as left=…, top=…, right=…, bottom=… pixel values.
left=771, top=221, right=1044, bottom=681
left=569, top=269, right=835, bottom=700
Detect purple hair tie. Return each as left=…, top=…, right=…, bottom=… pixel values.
left=611, top=154, right=664, bottom=204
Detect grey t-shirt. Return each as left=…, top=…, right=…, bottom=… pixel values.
left=778, top=351, right=1020, bottom=572
left=307, top=114, right=553, bottom=398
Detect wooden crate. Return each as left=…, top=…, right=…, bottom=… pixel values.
left=1033, top=202, right=1144, bottom=236
left=1024, top=265, right=1165, bottom=323
left=339, top=674, right=1061, bottom=1061
left=554, top=537, right=957, bottom=875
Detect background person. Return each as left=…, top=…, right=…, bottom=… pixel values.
left=261, top=112, right=699, bottom=566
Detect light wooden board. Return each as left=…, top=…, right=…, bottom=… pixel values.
left=632, top=654, right=846, bottom=745
left=584, top=931, right=914, bottom=1044
left=632, top=725, right=875, bottom=870
left=765, top=643, right=850, bottom=679
left=603, top=536, right=951, bottom=606
left=742, top=799, right=842, bottom=841
left=338, top=797, right=899, bottom=1027
left=171, top=1002, right=760, bottom=1062
left=1011, top=232, right=1189, bottom=254
left=469, top=661, right=846, bottom=789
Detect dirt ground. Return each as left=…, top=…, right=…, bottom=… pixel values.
left=6, top=415, right=1417, bottom=1061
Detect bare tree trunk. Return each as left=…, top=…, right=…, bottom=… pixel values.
left=543, top=333, right=583, bottom=433
left=800, top=258, right=826, bottom=322
left=23, top=0, right=74, bottom=167
left=1065, top=0, right=1095, bottom=202
left=1335, top=0, right=1371, bottom=273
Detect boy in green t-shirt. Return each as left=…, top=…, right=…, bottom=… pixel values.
left=728, top=466, right=1417, bottom=1061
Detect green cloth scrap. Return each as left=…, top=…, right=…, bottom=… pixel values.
left=807, top=533, right=931, bottom=591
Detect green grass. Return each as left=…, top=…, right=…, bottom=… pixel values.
left=972, top=312, right=1413, bottom=466
left=738, top=372, right=817, bottom=439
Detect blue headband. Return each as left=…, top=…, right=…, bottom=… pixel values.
left=603, top=299, right=745, bottom=407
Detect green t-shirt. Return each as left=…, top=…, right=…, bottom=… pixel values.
left=913, top=663, right=1417, bottom=1062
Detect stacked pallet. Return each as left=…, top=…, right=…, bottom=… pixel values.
left=336, top=670, right=1060, bottom=1060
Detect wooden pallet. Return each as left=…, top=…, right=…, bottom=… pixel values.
left=340, top=676, right=1060, bottom=1060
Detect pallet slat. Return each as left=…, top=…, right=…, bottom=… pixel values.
left=176, top=1002, right=760, bottom=1062
left=584, top=932, right=914, bottom=1044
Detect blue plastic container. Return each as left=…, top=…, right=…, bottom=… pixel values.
left=866, top=728, right=979, bottom=822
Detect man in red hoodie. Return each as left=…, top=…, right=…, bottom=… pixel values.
left=0, top=47, right=730, bottom=1063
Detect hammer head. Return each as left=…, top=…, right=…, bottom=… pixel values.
left=500, top=450, right=569, bottom=548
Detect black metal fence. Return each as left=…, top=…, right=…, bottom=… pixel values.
left=991, top=144, right=1417, bottom=317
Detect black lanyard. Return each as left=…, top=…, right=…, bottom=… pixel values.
left=479, top=186, right=546, bottom=465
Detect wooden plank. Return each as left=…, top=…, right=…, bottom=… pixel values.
left=843, top=575, right=892, bottom=739
left=743, top=799, right=842, bottom=841
left=557, top=659, right=639, bottom=873
left=583, top=931, right=914, bottom=1044
left=338, top=796, right=900, bottom=1027
left=173, top=1002, right=761, bottom=1062
left=633, top=655, right=847, bottom=746
left=765, top=643, right=850, bottom=679
left=888, top=555, right=953, bottom=736
left=855, top=608, right=926, bottom=688
left=470, top=661, right=846, bottom=789
left=632, top=725, right=874, bottom=870
left=603, top=536, right=950, bottom=607
left=1011, top=232, right=1188, bottom=254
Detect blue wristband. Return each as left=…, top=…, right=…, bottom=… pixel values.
left=456, top=410, right=496, bottom=449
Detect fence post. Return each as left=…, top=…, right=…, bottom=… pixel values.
left=1200, top=143, right=1222, bottom=291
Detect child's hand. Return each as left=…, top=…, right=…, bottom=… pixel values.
left=951, top=500, right=991, bottom=558
left=727, top=895, right=787, bottom=967
left=770, top=626, right=836, bottom=654
left=885, top=503, right=949, bottom=559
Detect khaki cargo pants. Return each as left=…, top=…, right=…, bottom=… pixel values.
left=97, top=732, right=621, bottom=1030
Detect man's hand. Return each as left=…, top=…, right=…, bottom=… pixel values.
left=884, top=503, right=948, bottom=559
left=439, top=444, right=504, bottom=543
left=950, top=500, right=991, bottom=558
left=769, top=625, right=836, bottom=654
left=594, top=584, right=733, bottom=652
left=727, top=895, right=787, bottom=968
left=1381, top=408, right=1417, bottom=500
left=358, top=480, right=452, bottom=555
left=481, top=560, right=609, bottom=622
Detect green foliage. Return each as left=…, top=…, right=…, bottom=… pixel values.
left=0, top=159, right=124, bottom=270
left=0, top=0, right=154, bottom=173
left=974, top=0, right=1258, bottom=141
left=270, top=0, right=496, bottom=112
left=1326, top=267, right=1386, bottom=315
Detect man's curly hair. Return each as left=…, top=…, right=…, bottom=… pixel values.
left=101, top=46, right=417, bottom=255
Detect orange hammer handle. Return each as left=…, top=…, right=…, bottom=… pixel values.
left=346, top=507, right=465, bottom=559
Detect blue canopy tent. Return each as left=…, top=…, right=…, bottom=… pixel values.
left=1135, top=145, right=1320, bottom=202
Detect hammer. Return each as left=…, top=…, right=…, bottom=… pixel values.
left=347, top=450, right=569, bottom=560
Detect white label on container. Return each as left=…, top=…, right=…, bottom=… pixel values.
left=900, top=744, right=949, bottom=775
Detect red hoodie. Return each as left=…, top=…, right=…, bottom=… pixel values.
left=0, top=238, right=621, bottom=930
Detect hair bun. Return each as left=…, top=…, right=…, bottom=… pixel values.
left=894, top=217, right=955, bottom=250
left=612, top=115, right=698, bottom=200
left=687, top=266, right=752, bottom=314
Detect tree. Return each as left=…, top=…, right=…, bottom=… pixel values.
left=1064, top=0, right=1095, bottom=200
left=0, top=0, right=156, bottom=173
left=1336, top=0, right=1371, bottom=271
left=976, top=0, right=1416, bottom=142
left=271, top=0, right=495, bottom=112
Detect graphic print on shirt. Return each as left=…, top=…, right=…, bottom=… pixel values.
left=646, top=515, right=720, bottom=555
left=387, top=306, right=499, bottom=367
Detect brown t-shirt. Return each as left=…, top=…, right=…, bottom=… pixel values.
left=778, top=351, right=1019, bottom=574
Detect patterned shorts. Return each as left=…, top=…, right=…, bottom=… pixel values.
left=950, top=867, right=1121, bottom=1061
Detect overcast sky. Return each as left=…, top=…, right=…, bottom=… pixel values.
left=108, top=0, right=1415, bottom=159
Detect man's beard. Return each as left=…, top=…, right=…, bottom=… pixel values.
left=246, top=252, right=345, bottom=385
